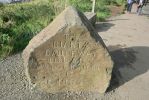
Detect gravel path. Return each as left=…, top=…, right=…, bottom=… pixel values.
left=0, top=54, right=119, bottom=100
left=0, top=4, right=149, bottom=100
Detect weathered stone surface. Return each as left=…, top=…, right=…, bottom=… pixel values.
left=84, top=12, right=96, bottom=26
left=22, top=6, right=113, bottom=93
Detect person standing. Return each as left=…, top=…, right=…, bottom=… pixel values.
left=144, top=0, right=149, bottom=6
left=127, top=0, right=134, bottom=13
left=137, top=0, right=144, bottom=15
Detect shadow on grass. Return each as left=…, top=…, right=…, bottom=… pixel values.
left=106, top=45, right=149, bottom=92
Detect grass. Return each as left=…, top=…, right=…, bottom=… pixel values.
left=0, top=1, right=55, bottom=59
left=0, top=0, right=125, bottom=59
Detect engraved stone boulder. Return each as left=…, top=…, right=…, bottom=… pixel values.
left=84, top=12, right=96, bottom=26
left=22, top=6, right=113, bottom=93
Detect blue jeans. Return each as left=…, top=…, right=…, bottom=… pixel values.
left=127, top=3, right=133, bottom=12
left=137, top=5, right=143, bottom=15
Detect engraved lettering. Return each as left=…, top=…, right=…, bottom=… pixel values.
left=47, top=56, right=65, bottom=63
left=46, top=49, right=65, bottom=56
left=70, top=50, right=76, bottom=57
left=70, top=42, right=75, bottom=48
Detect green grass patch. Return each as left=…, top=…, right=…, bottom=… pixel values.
left=0, top=1, right=55, bottom=59
left=0, top=0, right=125, bottom=59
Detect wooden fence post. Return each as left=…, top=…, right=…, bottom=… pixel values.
left=92, top=0, right=96, bottom=13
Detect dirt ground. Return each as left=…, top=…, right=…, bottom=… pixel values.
left=0, top=4, right=149, bottom=100
left=108, top=5, right=124, bottom=16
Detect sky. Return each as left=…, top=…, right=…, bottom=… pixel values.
left=0, top=0, right=11, bottom=3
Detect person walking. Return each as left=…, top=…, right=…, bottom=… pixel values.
left=144, top=0, right=149, bottom=6
left=137, top=0, right=144, bottom=15
left=127, top=0, right=134, bottom=13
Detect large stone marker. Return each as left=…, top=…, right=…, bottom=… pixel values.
left=84, top=12, right=96, bottom=26
left=22, top=6, right=113, bottom=93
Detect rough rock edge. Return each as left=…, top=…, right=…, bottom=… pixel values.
left=22, top=6, right=113, bottom=93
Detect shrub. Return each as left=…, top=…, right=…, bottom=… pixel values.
left=0, top=1, right=55, bottom=59
left=0, top=0, right=125, bottom=59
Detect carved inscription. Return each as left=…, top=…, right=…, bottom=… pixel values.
left=52, top=41, right=81, bottom=48
left=43, top=39, right=101, bottom=69
left=33, top=34, right=102, bottom=86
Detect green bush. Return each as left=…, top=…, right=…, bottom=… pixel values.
left=0, top=1, right=55, bottom=59
left=110, top=0, right=126, bottom=6
left=0, top=0, right=125, bottom=59
left=69, top=0, right=92, bottom=12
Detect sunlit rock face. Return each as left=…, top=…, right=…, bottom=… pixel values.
left=22, top=6, right=113, bottom=93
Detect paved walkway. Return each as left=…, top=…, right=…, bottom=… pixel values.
left=96, top=3, right=149, bottom=100
left=143, top=3, right=149, bottom=15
